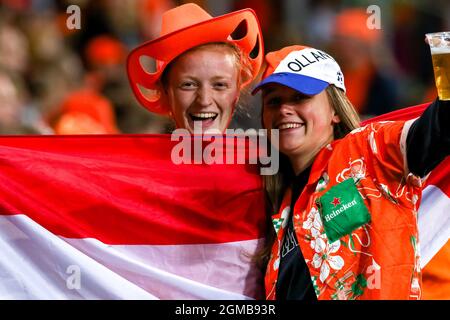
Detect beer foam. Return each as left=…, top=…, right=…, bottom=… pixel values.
left=431, top=46, right=450, bottom=54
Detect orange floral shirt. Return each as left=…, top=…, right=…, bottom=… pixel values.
left=266, top=120, right=424, bottom=300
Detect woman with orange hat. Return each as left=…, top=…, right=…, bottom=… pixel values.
left=126, top=3, right=266, bottom=300
left=253, top=45, right=449, bottom=300
left=127, top=3, right=263, bottom=133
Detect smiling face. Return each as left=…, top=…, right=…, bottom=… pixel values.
left=262, top=84, right=340, bottom=161
left=164, top=45, right=240, bottom=133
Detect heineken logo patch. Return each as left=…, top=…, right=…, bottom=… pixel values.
left=325, top=199, right=358, bottom=222
left=319, top=178, right=371, bottom=242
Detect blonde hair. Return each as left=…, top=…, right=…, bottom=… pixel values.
left=328, top=85, right=361, bottom=139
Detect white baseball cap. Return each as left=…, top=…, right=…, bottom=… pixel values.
left=252, top=45, right=346, bottom=95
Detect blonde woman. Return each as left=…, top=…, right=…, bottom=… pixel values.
left=253, top=45, right=449, bottom=300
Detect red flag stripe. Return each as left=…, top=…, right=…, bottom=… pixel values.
left=0, top=135, right=266, bottom=245
left=361, top=103, right=431, bottom=125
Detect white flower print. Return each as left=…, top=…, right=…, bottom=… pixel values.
left=304, top=208, right=325, bottom=246
left=302, top=207, right=318, bottom=230
left=310, top=210, right=323, bottom=239
left=311, top=233, right=327, bottom=252
left=312, top=238, right=345, bottom=283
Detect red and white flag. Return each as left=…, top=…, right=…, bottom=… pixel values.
left=0, top=103, right=447, bottom=299
left=0, top=135, right=266, bottom=299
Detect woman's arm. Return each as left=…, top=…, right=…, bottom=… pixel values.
left=406, top=99, right=450, bottom=177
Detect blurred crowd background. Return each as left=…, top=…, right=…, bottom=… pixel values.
left=0, top=0, right=449, bottom=135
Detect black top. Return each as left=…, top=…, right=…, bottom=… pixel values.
left=275, top=166, right=316, bottom=300
left=275, top=98, right=450, bottom=300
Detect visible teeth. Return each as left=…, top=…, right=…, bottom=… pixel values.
left=190, top=112, right=217, bottom=119
left=278, top=123, right=303, bottom=130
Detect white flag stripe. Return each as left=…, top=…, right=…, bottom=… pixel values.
left=0, top=214, right=263, bottom=299
left=63, top=238, right=264, bottom=299
left=2, top=183, right=447, bottom=299
left=418, top=185, right=450, bottom=268
left=0, top=214, right=156, bottom=299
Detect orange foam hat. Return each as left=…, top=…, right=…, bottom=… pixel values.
left=127, top=3, right=264, bottom=115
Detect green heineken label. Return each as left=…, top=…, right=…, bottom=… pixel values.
left=318, top=178, right=370, bottom=242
